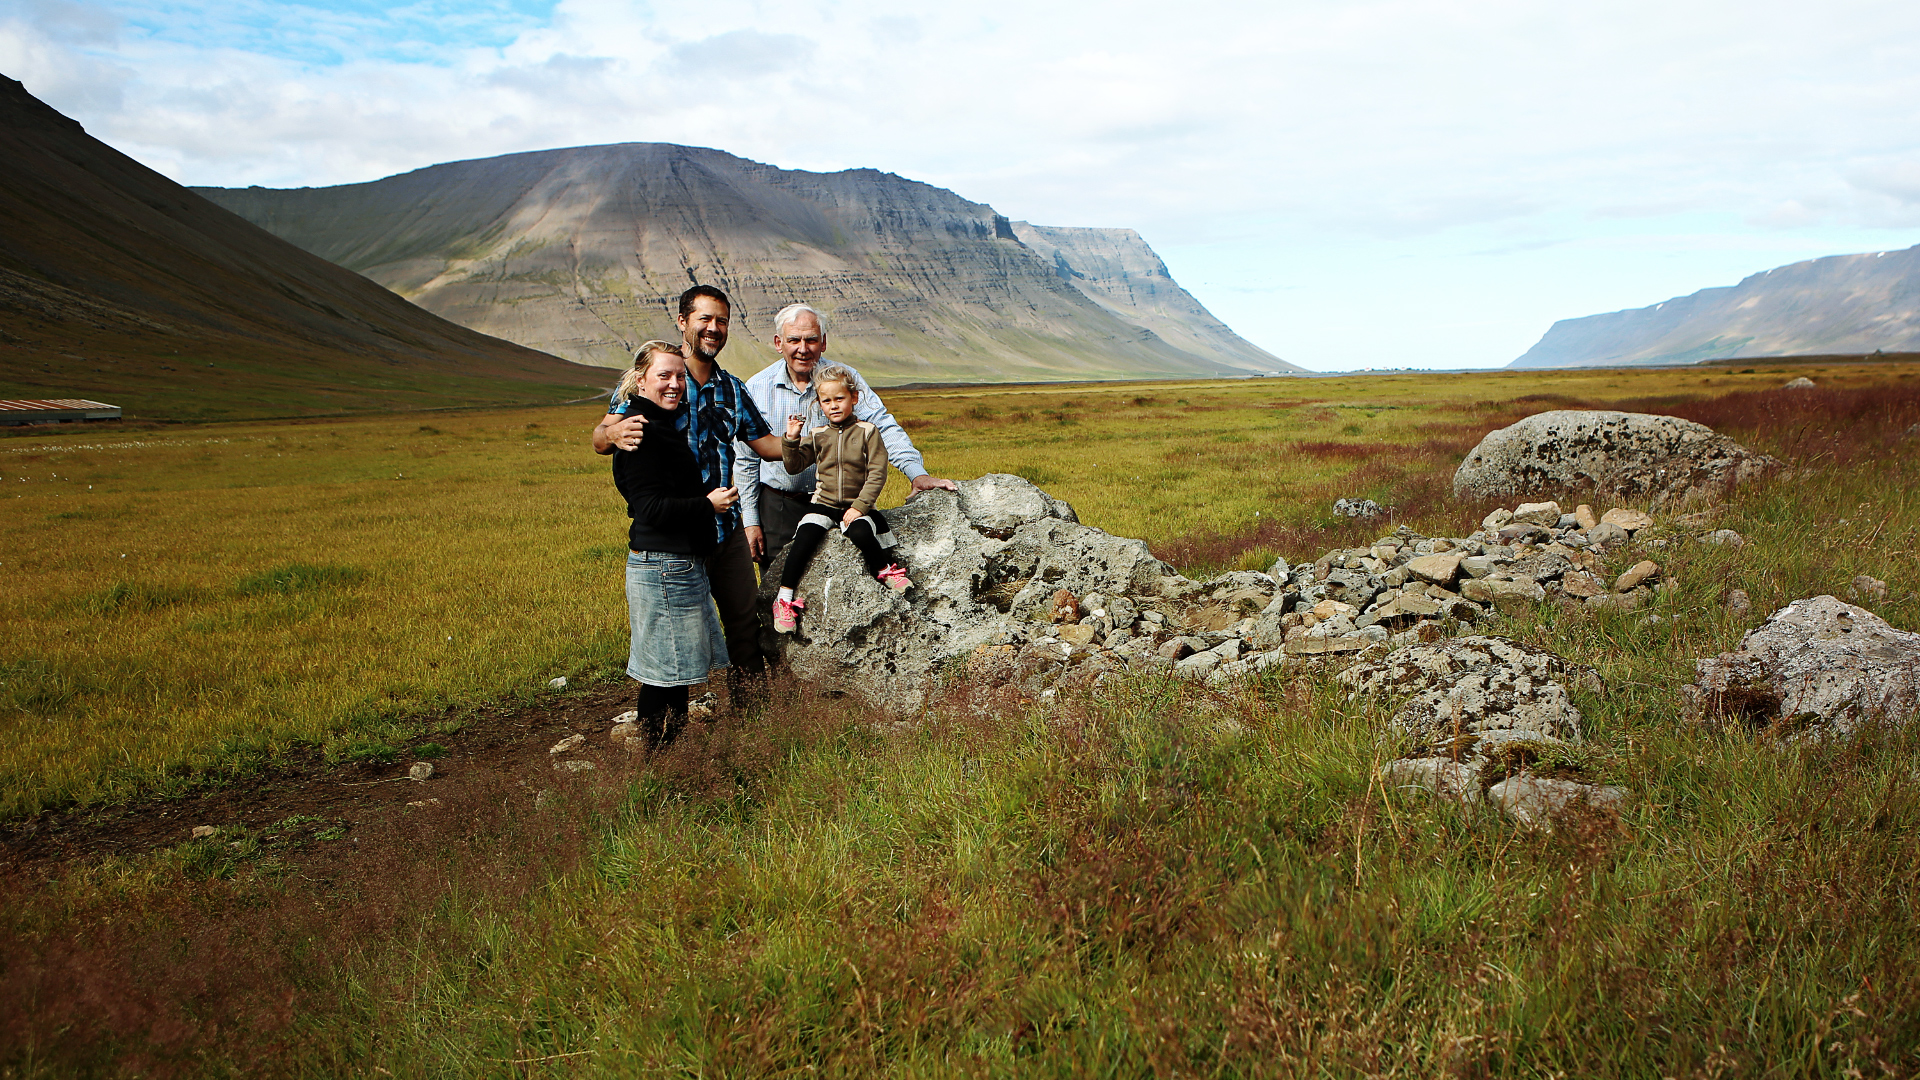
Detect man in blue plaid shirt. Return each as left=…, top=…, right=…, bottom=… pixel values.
left=595, top=285, right=783, bottom=685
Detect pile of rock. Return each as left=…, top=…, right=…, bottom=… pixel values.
left=753, top=473, right=1650, bottom=827
left=765, top=474, right=1683, bottom=715
left=1345, top=636, right=1626, bottom=828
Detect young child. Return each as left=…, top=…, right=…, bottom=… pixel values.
left=772, top=364, right=912, bottom=632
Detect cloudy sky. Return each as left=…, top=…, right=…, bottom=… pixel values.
left=9, top=0, right=1920, bottom=370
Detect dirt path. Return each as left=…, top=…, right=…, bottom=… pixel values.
left=0, top=683, right=644, bottom=871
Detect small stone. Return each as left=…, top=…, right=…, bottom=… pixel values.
left=1057, top=623, right=1099, bottom=647
left=1850, top=574, right=1889, bottom=603
left=1383, top=758, right=1483, bottom=804
left=1587, top=588, right=1651, bottom=612
left=1487, top=775, right=1628, bottom=831
left=1459, top=577, right=1545, bottom=610
left=1561, top=571, right=1607, bottom=598
left=1574, top=504, right=1598, bottom=530
left=1783, top=376, right=1816, bottom=389
left=1157, top=637, right=1195, bottom=661
left=687, top=692, right=718, bottom=721
left=1333, top=497, right=1384, bottom=518
left=1727, top=588, right=1751, bottom=616
left=191, top=825, right=218, bottom=839
left=1311, top=599, right=1356, bottom=620
left=1406, top=552, right=1464, bottom=586
left=607, top=709, right=638, bottom=726
left=1600, top=508, right=1653, bottom=532
left=1482, top=508, right=1514, bottom=531
left=1701, top=529, right=1746, bottom=547
left=1615, top=560, right=1660, bottom=592
left=1460, top=554, right=1499, bottom=578
left=1284, top=633, right=1368, bottom=655
left=408, top=761, right=434, bottom=782
left=406, top=798, right=443, bottom=809
left=1510, top=501, right=1563, bottom=527
left=610, top=722, right=643, bottom=747
left=549, top=733, right=585, bottom=755
left=1586, top=521, right=1629, bottom=548
left=547, top=676, right=568, bottom=690
left=553, top=759, right=596, bottom=774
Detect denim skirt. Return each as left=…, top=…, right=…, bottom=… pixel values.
left=625, top=550, right=729, bottom=687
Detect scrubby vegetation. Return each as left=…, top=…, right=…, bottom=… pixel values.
left=5, top=360, right=1920, bottom=1076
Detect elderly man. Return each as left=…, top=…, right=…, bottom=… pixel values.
left=736, top=303, right=955, bottom=564
left=593, top=285, right=783, bottom=684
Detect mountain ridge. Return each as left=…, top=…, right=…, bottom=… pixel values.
left=196, top=143, right=1298, bottom=383
left=1511, top=245, right=1920, bottom=369
left=0, top=75, right=606, bottom=419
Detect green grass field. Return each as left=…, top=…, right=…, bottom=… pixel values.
left=6, top=361, right=1920, bottom=1076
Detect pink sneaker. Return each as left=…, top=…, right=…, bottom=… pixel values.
left=876, top=564, right=913, bottom=592
left=772, top=595, right=804, bottom=633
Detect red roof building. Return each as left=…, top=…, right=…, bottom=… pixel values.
left=0, top=399, right=123, bottom=425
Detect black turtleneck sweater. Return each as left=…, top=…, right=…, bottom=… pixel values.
left=611, top=396, right=717, bottom=556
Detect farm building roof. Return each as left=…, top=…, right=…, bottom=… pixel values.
left=0, top=399, right=123, bottom=424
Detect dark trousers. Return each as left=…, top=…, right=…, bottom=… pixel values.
left=755, top=484, right=812, bottom=566
left=781, top=508, right=893, bottom=591
left=705, top=529, right=762, bottom=677
left=637, top=683, right=688, bottom=749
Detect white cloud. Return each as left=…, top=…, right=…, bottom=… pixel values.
left=9, top=0, right=1920, bottom=368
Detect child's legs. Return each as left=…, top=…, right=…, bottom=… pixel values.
left=779, top=513, right=835, bottom=592
left=842, top=512, right=895, bottom=576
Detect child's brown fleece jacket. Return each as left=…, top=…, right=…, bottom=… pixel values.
left=781, top=418, right=888, bottom=513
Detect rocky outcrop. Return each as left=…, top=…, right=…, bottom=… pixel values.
left=760, top=475, right=1188, bottom=711
left=1511, top=244, right=1920, bottom=368
left=1453, top=411, right=1777, bottom=504
left=196, top=144, right=1298, bottom=382
left=1682, top=596, right=1920, bottom=738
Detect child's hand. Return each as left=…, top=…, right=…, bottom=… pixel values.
left=841, top=507, right=862, bottom=527
left=706, top=486, right=739, bottom=513
left=785, top=414, right=805, bottom=439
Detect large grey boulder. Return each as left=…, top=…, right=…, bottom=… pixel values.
left=1681, top=595, right=1920, bottom=737
left=759, top=474, right=1186, bottom=712
left=1453, top=410, right=1776, bottom=503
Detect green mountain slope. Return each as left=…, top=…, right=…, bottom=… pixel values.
left=0, top=76, right=606, bottom=421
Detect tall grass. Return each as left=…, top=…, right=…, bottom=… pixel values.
left=5, top=362, right=1917, bottom=815
left=6, top=360, right=1920, bottom=1075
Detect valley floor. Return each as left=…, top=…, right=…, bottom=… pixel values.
left=6, top=363, right=1920, bottom=1076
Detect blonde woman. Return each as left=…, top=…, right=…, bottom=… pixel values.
left=610, top=342, right=738, bottom=748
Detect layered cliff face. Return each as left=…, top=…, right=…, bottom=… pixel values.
left=198, top=144, right=1291, bottom=382
left=0, top=77, right=604, bottom=419
left=1009, top=222, right=1291, bottom=373
left=1512, top=245, right=1920, bottom=368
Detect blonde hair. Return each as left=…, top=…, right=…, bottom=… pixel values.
left=613, top=340, right=685, bottom=404
left=813, top=363, right=858, bottom=398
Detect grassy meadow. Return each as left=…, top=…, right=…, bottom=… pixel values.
left=7, top=359, right=1920, bottom=1076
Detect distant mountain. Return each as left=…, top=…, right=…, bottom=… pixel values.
left=1007, top=222, right=1283, bottom=374
left=196, top=144, right=1298, bottom=383
left=0, top=76, right=604, bottom=420
left=1512, top=245, right=1920, bottom=369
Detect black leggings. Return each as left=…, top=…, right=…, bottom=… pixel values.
left=780, top=509, right=891, bottom=590
left=636, top=683, right=688, bottom=749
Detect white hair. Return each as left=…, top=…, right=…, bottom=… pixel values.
left=772, top=303, right=828, bottom=339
